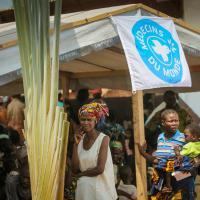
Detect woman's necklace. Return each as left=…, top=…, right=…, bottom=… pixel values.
left=83, top=132, right=98, bottom=150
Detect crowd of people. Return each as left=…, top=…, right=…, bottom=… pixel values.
left=64, top=89, right=137, bottom=200
left=0, top=89, right=200, bottom=200
left=0, top=95, right=31, bottom=200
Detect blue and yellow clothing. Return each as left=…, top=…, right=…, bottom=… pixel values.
left=151, top=131, right=195, bottom=199
left=153, top=130, right=185, bottom=169
left=177, top=156, right=193, bottom=171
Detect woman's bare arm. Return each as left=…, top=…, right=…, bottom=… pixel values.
left=77, top=136, right=109, bottom=177
left=71, top=131, right=83, bottom=174
left=71, top=143, right=80, bottom=174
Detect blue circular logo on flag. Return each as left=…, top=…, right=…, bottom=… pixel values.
left=132, top=19, right=182, bottom=83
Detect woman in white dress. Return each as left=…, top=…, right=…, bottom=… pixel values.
left=72, top=102, right=118, bottom=200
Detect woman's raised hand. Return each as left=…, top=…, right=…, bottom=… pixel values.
left=74, top=128, right=84, bottom=145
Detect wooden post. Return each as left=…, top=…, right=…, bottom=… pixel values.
left=132, top=90, right=147, bottom=200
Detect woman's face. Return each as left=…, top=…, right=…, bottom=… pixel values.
left=79, top=116, right=97, bottom=133
left=162, top=113, right=179, bottom=134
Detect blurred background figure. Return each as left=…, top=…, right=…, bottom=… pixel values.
left=0, top=97, right=8, bottom=128
left=143, top=93, right=154, bottom=123
left=104, top=110, right=125, bottom=142
left=117, top=165, right=137, bottom=200
left=90, top=88, right=105, bottom=104
left=70, top=88, right=89, bottom=126
left=58, top=92, right=64, bottom=107
left=7, top=94, right=25, bottom=141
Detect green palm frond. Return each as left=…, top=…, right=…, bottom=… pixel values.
left=12, top=0, right=69, bottom=199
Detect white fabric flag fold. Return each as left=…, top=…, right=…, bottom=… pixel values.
left=112, top=16, right=192, bottom=91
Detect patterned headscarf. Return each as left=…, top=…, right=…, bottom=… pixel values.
left=78, top=102, right=109, bottom=121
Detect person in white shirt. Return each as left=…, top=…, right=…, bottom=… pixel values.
left=117, top=165, right=137, bottom=200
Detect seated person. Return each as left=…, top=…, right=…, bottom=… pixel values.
left=17, top=165, right=31, bottom=200
left=2, top=129, right=31, bottom=200
left=0, top=128, right=10, bottom=200
left=110, top=140, right=124, bottom=185
left=117, top=165, right=137, bottom=200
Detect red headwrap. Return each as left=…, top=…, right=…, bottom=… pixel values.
left=78, top=102, right=109, bottom=121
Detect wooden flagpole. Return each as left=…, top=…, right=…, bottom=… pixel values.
left=132, top=90, right=147, bottom=200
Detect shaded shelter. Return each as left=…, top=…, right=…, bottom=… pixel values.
left=1, top=4, right=200, bottom=94
left=1, top=4, right=200, bottom=199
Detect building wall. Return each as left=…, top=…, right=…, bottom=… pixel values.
left=183, top=0, right=200, bottom=28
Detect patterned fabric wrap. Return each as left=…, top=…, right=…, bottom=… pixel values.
left=165, top=160, right=175, bottom=172
left=175, top=156, right=193, bottom=171
left=78, top=102, right=109, bottom=121
left=151, top=168, right=160, bottom=184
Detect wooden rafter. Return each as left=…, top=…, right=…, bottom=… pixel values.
left=1, top=4, right=200, bottom=49
left=76, top=58, right=114, bottom=71
left=68, top=69, right=129, bottom=79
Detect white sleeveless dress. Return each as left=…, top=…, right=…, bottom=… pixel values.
left=76, top=132, right=118, bottom=200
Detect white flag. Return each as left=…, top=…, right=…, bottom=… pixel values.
left=112, top=16, right=191, bottom=91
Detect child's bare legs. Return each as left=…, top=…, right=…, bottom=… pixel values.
left=162, top=172, right=172, bottom=193
left=166, top=172, right=172, bottom=191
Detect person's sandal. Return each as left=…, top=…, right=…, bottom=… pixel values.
left=161, top=186, right=172, bottom=193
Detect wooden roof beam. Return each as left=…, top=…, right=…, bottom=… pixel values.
left=106, top=46, right=125, bottom=55
left=76, top=58, right=114, bottom=71
left=190, top=65, right=200, bottom=72
left=68, top=69, right=129, bottom=79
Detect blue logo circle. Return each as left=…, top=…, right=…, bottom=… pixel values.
left=132, top=19, right=183, bottom=83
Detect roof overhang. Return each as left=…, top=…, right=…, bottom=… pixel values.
left=1, top=4, right=200, bottom=95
